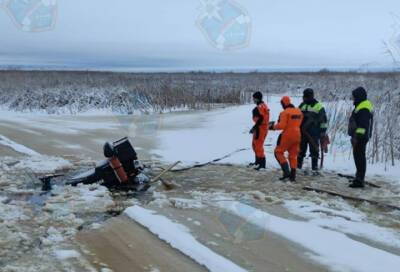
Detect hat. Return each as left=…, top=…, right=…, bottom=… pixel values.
left=303, top=88, right=314, bottom=99
left=252, top=91, right=263, bottom=100
left=281, top=96, right=291, bottom=107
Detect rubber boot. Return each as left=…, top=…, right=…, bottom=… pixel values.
left=311, top=157, right=319, bottom=171
left=289, top=169, right=296, bottom=182
left=349, top=179, right=365, bottom=188
left=255, top=157, right=266, bottom=171
left=279, top=163, right=291, bottom=181
left=311, top=170, right=321, bottom=176
left=248, top=156, right=258, bottom=167
left=297, top=157, right=304, bottom=169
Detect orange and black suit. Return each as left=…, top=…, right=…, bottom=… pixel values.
left=251, top=101, right=270, bottom=167
left=272, top=96, right=303, bottom=181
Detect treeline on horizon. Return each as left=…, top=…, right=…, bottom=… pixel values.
left=0, top=70, right=399, bottom=165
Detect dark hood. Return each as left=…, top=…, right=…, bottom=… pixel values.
left=352, top=87, right=367, bottom=106
left=304, top=98, right=318, bottom=106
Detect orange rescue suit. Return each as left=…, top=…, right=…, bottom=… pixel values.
left=273, top=106, right=303, bottom=169
left=252, top=102, right=270, bottom=159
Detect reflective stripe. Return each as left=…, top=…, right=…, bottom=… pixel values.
left=320, top=123, right=328, bottom=129
left=313, top=102, right=323, bottom=112
left=300, top=104, right=308, bottom=111
left=301, top=102, right=323, bottom=113
left=307, top=108, right=320, bottom=114
left=356, top=128, right=366, bottom=135
left=355, top=100, right=373, bottom=113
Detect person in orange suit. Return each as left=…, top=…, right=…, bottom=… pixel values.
left=269, top=96, right=303, bottom=181
left=249, top=91, right=270, bottom=170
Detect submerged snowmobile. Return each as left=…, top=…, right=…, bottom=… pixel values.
left=68, top=137, right=150, bottom=191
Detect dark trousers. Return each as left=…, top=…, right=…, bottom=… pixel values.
left=353, top=139, right=367, bottom=182
left=298, top=134, right=319, bottom=170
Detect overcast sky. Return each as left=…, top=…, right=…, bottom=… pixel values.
left=0, top=0, right=399, bottom=71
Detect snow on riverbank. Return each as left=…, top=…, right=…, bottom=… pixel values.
left=1, top=94, right=397, bottom=179
left=124, top=205, right=247, bottom=272
left=216, top=200, right=400, bottom=272
left=154, top=95, right=399, bottom=181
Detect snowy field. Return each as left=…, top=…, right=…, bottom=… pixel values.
left=1, top=95, right=399, bottom=272
left=154, top=95, right=399, bottom=181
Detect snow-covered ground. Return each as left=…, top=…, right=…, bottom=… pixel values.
left=154, top=95, right=400, bottom=181
left=1, top=94, right=398, bottom=180
left=1, top=95, right=399, bottom=272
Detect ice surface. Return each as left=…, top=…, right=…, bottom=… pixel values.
left=13, top=155, right=72, bottom=173
left=217, top=201, right=400, bottom=272
left=169, top=198, right=205, bottom=210
left=0, top=135, right=72, bottom=173
left=0, top=134, right=40, bottom=156
left=54, top=249, right=81, bottom=260
left=44, top=184, right=114, bottom=215
left=284, top=200, right=400, bottom=249
left=154, top=95, right=399, bottom=180
left=125, top=205, right=247, bottom=272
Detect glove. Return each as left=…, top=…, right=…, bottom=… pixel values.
left=320, top=134, right=330, bottom=153
left=268, top=121, right=275, bottom=130
left=249, top=126, right=255, bottom=134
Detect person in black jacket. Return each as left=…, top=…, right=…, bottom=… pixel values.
left=348, top=87, right=374, bottom=188
left=298, top=88, right=328, bottom=174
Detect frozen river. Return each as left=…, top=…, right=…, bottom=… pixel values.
left=1, top=101, right=400, bottom=272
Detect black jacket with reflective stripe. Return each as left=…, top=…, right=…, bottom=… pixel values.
left=348, top=100, right=374, bottom=141
left=299, top=99, right=328, bottom=134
